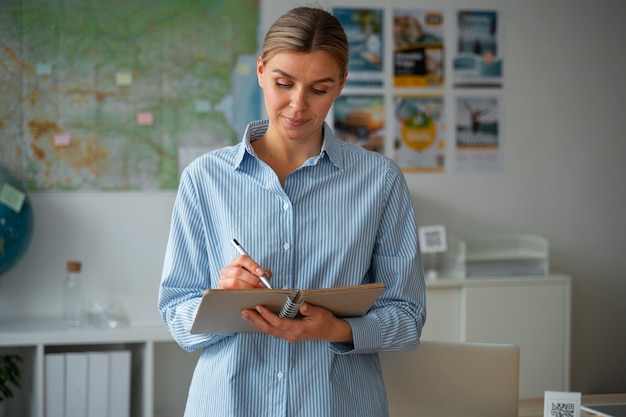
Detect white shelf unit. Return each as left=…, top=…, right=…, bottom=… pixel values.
left=421, top=273, right=571, bottom=398
left=0, top=321, right=199, bottom=417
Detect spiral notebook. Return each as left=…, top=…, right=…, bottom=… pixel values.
left=190, top=282, right=386, bottom=334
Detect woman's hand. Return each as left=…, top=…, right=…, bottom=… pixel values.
left=218, top=255, right=272, bottom=289
left=241, top=302, right=354, bottom=344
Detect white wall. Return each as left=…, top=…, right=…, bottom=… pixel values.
left=1, top=0, right=625, bottom=395
left=0, top=192, right=176, bottom=325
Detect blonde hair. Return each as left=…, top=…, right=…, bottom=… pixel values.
left=261, top=7, right=349, bottom=77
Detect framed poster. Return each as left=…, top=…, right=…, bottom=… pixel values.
left=334, top=94, right=385, bottom=153
left=394, top=95, right=446, bottom=173
left=393, top=9, right=445, bottom=88
left=333, top=7, right=384, bottom=87
left=455, top=94, right=503, bottom=172
left=453, top=10, right=503, bottom=87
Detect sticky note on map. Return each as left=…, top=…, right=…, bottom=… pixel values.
left=195, top=100, right=210, bottom=114
left=116, top=71, right=133, bottom=86
left=0, top=182, right=26, bottom=213
left=54, top=133, right=71, bottom=147
left=36, top=63, right=52, bottom=76
left=136, top=112, right=154, bottom=126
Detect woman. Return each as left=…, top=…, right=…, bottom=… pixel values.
left=159, top=6, right=426, bottom=417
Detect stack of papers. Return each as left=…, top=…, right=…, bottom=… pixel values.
left=463, top=234, right=549, bottom=278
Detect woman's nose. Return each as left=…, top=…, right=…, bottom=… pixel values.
left=289, top=88, right=308, bottom=111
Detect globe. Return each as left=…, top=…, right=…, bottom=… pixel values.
left=0, top=167, right=34, bottom=277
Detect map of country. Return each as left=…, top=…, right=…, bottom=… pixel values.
left=0, top=0, right=260, bottom=190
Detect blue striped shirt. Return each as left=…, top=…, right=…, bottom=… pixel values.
left=159, top=120, right=426, bottom=417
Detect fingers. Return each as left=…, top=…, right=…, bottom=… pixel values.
left=242, top=303, right=343, bottom=343
left=218, top=255, right=271, bottom=289
left=242, top=306, right=306, bottom=343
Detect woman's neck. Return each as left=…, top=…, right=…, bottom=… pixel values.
left=252, top=127, right=323, bottom=184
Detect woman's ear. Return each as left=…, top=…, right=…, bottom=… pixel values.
left=256, top=56, right=264, bottom=87
left=336, top=70, right=348, bottom=97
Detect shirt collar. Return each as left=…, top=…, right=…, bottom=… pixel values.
left=321, top=122, right=344, bottom=170
left=234, top=120, right=344, bottom=171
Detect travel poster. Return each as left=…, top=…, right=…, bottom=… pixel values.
left=333, top=95, right=385, bottom=154
left=455, top=95, right=503, bottom=172
left=453, top=10, right=503, bottom=87
left=393, top=9, right=445, bottom=88
left=393, top=95, right=445, bottom=173
left=333, top=7, right=384, bottom=87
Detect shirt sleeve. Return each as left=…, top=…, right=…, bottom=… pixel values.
left=158, top=168, right=232, bottom=352
left=330, top=160, right=427, bottom=355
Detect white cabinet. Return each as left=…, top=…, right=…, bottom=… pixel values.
left=420, top=284, right=462, bottom=342
left=423, top=273, right=571, bottom=398
left=0, top=321, right=199, bottom=417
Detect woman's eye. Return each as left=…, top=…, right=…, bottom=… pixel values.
left=312, top=88, right=327, bottom=95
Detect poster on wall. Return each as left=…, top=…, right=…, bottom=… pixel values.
left=393, top=9, right=445, bottom=88
left=333, top=7, right=384, bottom=87
left=453, top=10, right=502, bottom=87
left=333, top=95, right=385, bottom=153
left=455, top=95, right=503, bottom=172
left=393, top=95, right=446, bottom=173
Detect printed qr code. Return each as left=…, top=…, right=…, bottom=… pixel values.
left=550, top=402, right=575, bottom=417
left=424, top=231, right=442, bottom=247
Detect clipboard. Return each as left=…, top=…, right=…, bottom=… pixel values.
left=190, top=282, right=386, bottom=334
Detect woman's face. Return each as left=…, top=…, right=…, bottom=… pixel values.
left=257, top=50, right=346, bottom=144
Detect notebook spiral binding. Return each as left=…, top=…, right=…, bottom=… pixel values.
left=279, top=290, right=303, bottom=319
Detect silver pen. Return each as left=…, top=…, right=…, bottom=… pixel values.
left=230, top=239, right=273, bottom=289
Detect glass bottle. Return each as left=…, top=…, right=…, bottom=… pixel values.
left=63, top=260, right=84, bottom=327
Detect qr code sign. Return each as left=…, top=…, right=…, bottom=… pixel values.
left=424, top=231, right=442, bottom=247
left=418, top=225, right=447, bottom=254
left=551, top=402, right=575, bottom=417
left=544, top=391, right=580, bottom=417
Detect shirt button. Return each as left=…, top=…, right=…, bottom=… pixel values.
left=283, top=203, right=289, bottom=210
left=283, top=243, right=290, bottom=251
left=277, top=371, right=284, bottom=379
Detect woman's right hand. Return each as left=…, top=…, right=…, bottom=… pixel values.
left=218, top=255, right=272, bottom=289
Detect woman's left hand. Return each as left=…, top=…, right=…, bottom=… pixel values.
left=240, top=302, right=353, bottom=344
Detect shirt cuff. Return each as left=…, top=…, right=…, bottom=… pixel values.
left=329, top=316, right=382, bottom=354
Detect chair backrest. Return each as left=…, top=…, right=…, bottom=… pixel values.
left=380, top=341, right=520, bottom=417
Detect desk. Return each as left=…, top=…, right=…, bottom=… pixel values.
left=519, top=393, right=626, bottom=417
